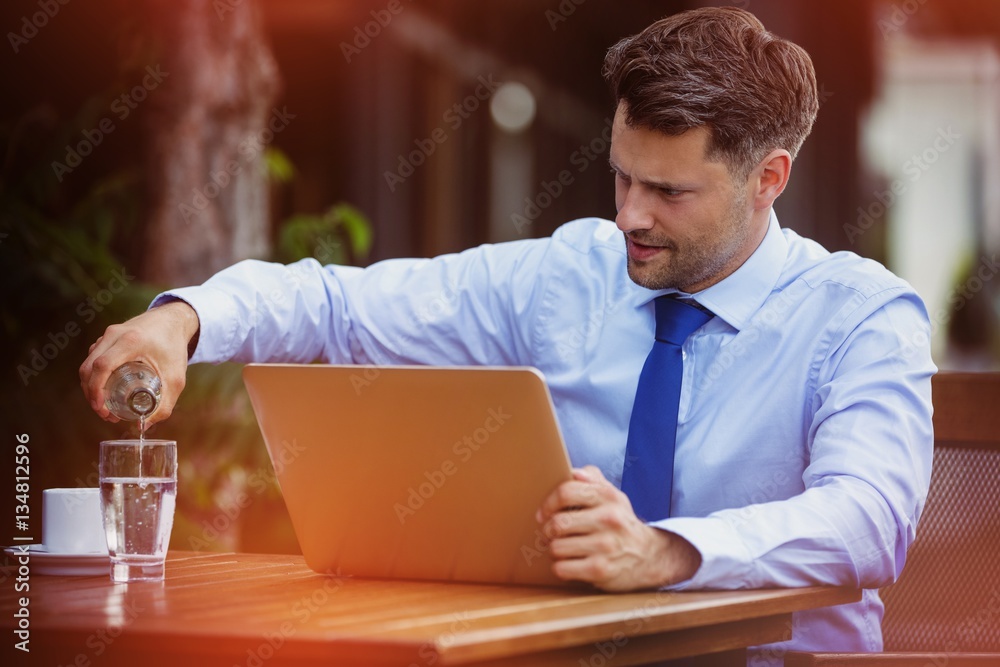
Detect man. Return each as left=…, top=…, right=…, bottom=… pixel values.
left=80, top=7, right=934, bottom=664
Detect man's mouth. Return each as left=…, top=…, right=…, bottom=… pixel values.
left=626, top=236, right=671, bottom=261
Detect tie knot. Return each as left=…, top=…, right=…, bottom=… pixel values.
left=653, top=296, right=713, bottom=345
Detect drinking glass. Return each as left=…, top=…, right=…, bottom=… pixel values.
left=99, top=440, right=177, bottom=582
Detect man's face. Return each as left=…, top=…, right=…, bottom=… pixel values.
left=609, top=104, right=762, bottom=293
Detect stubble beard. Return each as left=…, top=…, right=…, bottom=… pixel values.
left=625, top=192, right=754, bottom=292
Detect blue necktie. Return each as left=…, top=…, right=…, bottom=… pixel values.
left=621, top=296, right=712, bottom=522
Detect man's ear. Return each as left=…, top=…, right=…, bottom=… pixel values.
left=750, top=149, right=792, bottom=211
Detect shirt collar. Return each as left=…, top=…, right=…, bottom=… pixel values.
left=694, top=210, right=788, bottom=331
left=629, top=210, right=788, bottom=332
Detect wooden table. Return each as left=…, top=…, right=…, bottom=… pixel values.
left=1, top=551, right=859, bottom=666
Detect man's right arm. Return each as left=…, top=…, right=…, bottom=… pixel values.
left=79, top=256, right=365, bottom=426
left=79, top=237, right=554, bottom=426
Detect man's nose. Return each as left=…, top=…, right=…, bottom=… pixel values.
left=615, top=188, right=655, bottom=232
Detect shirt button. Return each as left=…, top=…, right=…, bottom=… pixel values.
left=682, top=350, right=687, bottom=361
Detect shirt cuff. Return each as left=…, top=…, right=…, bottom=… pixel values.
left=651, top=515, right=756, bottom=590
left=150, top=287, right=240, bottom=364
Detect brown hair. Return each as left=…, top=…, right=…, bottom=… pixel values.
left=603, top=7, right=818, bottom=179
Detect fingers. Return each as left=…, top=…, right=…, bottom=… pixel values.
left=541, top=520, right=618, bottom=587
left=536, top=479, right=628, bottom=551
left=543, top=507, right=614, bottom=542
left=536, top=468, right=615, bottom=524
left=535, top=467, right=647, bottom=589
left=546, top=528, right=627, bottom=589
left=546, top=516, right=673, bottom=591
left=535, top=466, right=696, bottom=591
left=80, top=325, right=140, bottom=419
left=573, top=465, right=604, bottom=482
left=552, top=551, right=634, bottom=589
left=145, top=369, right=185, bottom=427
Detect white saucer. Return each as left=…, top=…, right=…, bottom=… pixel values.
left=4, top=544, right=110, bottom=576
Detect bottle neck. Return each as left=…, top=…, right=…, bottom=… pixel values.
left=127, top=389, right=157, bottom=416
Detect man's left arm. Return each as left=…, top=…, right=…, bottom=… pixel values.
left=538, top=290, right=936, bottom=591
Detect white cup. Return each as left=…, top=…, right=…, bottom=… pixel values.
left=42, top=488, right=107, bottom=554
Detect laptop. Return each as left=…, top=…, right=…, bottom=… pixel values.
left=242, top=363, right=574, bottom=587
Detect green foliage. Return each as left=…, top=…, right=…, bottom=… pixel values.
left=264, top=147, right=295, bottom=184
left=1, top=94, right=372, bottom=554
left=277, top=203, right=372, bottom=265
left=0, top=100, right=153, bottom=498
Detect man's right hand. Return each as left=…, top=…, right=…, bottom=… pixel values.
left=79, top=300, right=200, bottom=426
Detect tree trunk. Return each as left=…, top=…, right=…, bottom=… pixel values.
left=142, top=0, right=280, bottom=286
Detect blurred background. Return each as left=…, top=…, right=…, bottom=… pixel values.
left=1, top=0, right=999, bottom=555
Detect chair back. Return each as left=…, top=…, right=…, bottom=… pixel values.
left=879, top=372, right=1000, bottom=651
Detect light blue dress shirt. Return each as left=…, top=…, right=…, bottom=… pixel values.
left=157, top=211, right=935, bottom=665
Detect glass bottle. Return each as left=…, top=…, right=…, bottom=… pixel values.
left=104, top=361, right=161, bottom=421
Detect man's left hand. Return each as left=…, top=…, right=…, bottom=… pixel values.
left=536, top=465, right=701, bottom=591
